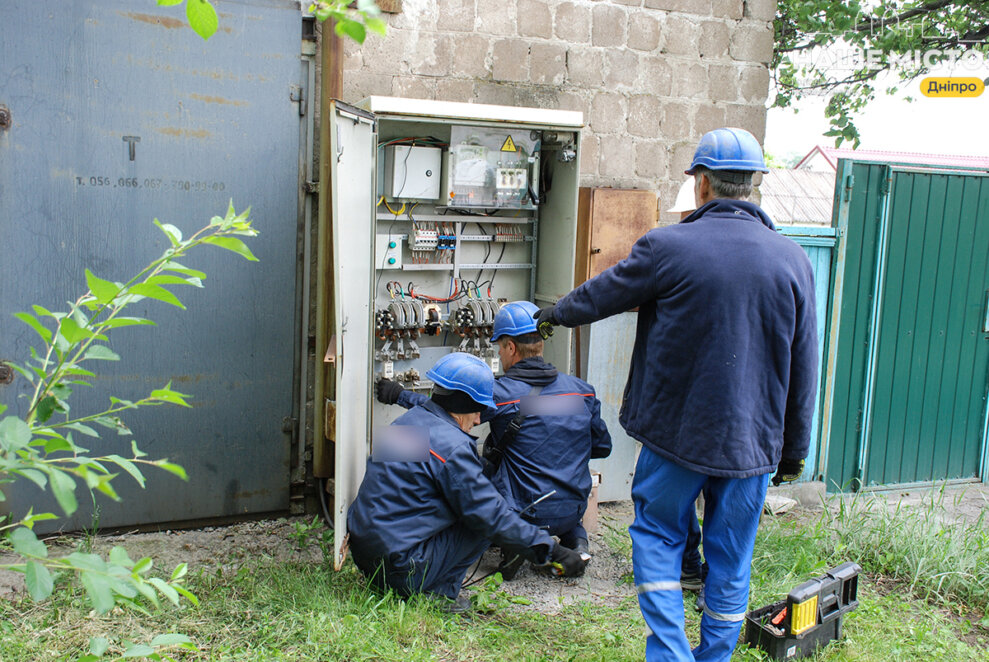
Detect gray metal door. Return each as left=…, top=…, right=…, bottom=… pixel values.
left=0, top=1, right=305, bottom=528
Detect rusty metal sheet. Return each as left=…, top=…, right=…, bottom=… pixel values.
left=0, top=0, right=305, bottom=530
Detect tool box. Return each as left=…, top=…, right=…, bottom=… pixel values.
left=744, top=562, right=861, bottom=660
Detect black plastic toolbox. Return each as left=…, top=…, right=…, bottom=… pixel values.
left=743, top=562, right=861, bottom=660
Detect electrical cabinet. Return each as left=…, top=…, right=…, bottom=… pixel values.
left=319, top=97, right=583, bottom=569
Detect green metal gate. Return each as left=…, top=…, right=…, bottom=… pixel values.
left=823, top=160, right=989, bottom=490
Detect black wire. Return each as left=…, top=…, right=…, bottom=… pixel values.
left=488, top=243, right=507, bottom=290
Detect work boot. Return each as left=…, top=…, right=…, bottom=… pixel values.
left=680, top=568, right=704, bottom=592
left=574, top=537, right=590, bottom=557
left=496, top=552, right=526, bottom=581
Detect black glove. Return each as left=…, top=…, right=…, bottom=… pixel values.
left=546, top=541, right=587, bottom=577
left=375, top=378, right=405, bottom=405
left=532, top=305, right=559, bottom=340
left=771, top=458, right=805, bottom=486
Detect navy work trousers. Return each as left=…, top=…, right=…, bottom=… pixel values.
left=630, top=447, right=769, bottom=662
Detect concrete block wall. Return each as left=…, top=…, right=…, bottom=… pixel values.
left=336, top=0, right=776, bottom=225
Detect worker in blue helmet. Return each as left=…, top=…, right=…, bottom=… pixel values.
left=377, top=301, right=611, bottom=579
left=532, top=127, right=818, bottom=661
left=349, top=352, right=587, bottom=614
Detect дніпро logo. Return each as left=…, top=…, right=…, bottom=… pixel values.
left=920, top=77, right=986, bottom=97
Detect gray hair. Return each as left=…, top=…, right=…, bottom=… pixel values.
left=693, top=166, right=753, bottom=200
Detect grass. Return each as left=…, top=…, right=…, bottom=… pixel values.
left=2, top=488, right=988, bottom=661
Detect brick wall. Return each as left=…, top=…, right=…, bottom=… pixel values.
left=335, top=0, right=776, bottom=224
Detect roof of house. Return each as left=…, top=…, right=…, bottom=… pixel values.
left=758, top=169, right=836, bottom=226
left=795, top=145, right=989, bottom=171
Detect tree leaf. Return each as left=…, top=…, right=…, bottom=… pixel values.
left=149, top=383, right=192, bottom=407
left=101, top=317, right=156, bottom=329
left=22, top=511, right=59, bottom=526
left=153, top=219, right=183, bottom=247
left=49, top=468, right=79, bottom=516
left=133, top=557, right=154, bottom=575
left=202, top=235, right=258, bottom=261
left=365, top=17, right=387, bottom=36
left=107, top=455, right=146, bottom=487
left=157, top=0, right=184, bottom=5
left=149, top=577, right=180, bottom=606
left=90, top=637, right=111, bottom=656
left=43, top=436, right=75, bottom=453
left=14, top=468, right=48, bottom=490
left=63, top=422, right=100, bottom=437
left=154, top=461, right=188, bottom=481
left=9, top=527, right=48, bottom=558
left=150, top=634, right=193, bottom=647
left=109, top=546, right=135, bottom=568
left=147, top=274, right=201, bottom=288
left=80, top=572, right=116, bottom=613
left=83, top=345, right=121, bottom=361
left=0, top=416, right=31, bottom=451
left=122, top=644, right=156, bottom=658
left=173, top=584, right=199, bottom=606
left=35, top=396, right=58, bottom=423
left=186, top=0, right=218, bottom=40
left=25, top=561, right=54, bottom=601
left=170, top=563, right=188, bottom=581
left=14, top=312, right=52, bottom=344
left=85, top=269, right=121, bottom=305
left=128, top=283, right=185, bottom=309
left=335, top=19, right=366, bottom=44
left=161, top=261, right=206, bottom=279
left=58, top=317, right=94, bottom=345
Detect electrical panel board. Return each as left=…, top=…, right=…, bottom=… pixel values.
left=324, top=97, right=584, bottom=568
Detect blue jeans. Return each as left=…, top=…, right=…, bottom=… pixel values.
left=682, top=513, right=703, bottom=576
left=630, top=447, right=769, bottom=662
left=523, top=500, right=588, bottom=549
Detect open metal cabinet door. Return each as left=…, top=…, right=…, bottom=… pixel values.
left=327, top=101, right=376, bottom=569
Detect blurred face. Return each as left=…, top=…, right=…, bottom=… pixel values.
left=452, top=411, right=481, bottom=433
left=497, top=338, right=520, bottom=371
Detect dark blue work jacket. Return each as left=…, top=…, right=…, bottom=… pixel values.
left=554, top=199, right=818, bottom=478
left=347, top=399, right=553, bottom=562
left=399, top=357, right=611, bottom=519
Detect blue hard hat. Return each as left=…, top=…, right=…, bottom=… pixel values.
left=426, top=352, right=496, bottom=408
left=491, top=301, right=540, bottom=341
left=685, top=127, right=768, bottom=174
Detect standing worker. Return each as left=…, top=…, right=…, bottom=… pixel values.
left=349, top=352, right=586, bottom=614
left=533, top=128, right=818, bottom=661
left=377, top=301, right=611, bottom=578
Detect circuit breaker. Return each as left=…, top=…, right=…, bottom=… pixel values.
left=320, top=97, right=583, bottom=569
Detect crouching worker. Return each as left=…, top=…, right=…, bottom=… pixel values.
left=377, top=301, right=611, bottom=579
left=347, top=352, right=587, bottom=614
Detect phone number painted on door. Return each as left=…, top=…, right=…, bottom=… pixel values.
left=75, top=177, right=226, bottom=192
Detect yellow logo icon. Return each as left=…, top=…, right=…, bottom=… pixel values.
left=920, top=77, right=985, bottom=98
left=500, top=135, right=518, bottom=152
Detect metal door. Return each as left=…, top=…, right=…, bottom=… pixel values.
left=324, top=101, right=376, bottom=570
left=0, top=1, right=306, bottom=528
left=824, top=162, right=989, bottom=489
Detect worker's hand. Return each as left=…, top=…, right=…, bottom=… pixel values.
left=375, top=378, right=405, bottom=405
left=532, top=305, right=559, bottom=340
left=547, top=541, right=587, bottom=577
left=771, top=458, right=805, bottom=486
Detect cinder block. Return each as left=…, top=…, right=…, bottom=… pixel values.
left=599, top=134, right=636, bottom=177
left=436, top=0, right=476, bottom=32
left=628, top=13, right=662, bottom=52
left=474, top=81, right=517, bottom=106
left=451, top=34, right=490, bottom=79
left=628, top=94, right=663, bottom=137
left=592, top=4, right=627, bottom=47
left=604, top=49, right=639, bottom=89
left=662, top=15, right=698, bottom=57
left=725, top=102, right=767, bottom=142
left=554, top=2, right=591, bottom=43
left=492, top=38, right=530, bottom=82
left=477, top=0, right=517, bottom=36
left=712, top=0, right=744, bottom=20
left=580, top=131, right=600, bottom=177
left=708, top=63, right=740, bottom=102
left=410, top=33, right=453, bottom=77
left=743, top=0, right=778, bottom=22
left=660, top=101, right=694, bottom=140
left=566, top=47, right=605, bottom=87
left=699, top=20, right=730, bottom=58
left=342, top=73, right=393, bottom=105
left=530, top=42, right=567, bottom=85
left=640, top=55, right=674, bottom=96
left=391, top=75, right=435, bottom=100
left=644, top=0, right=712, bottom=16
left=590, top=92, right=627, bottom=134
left=739, top=64, right=771, bottom=103
left=436, top=78, right=474, bottom=102
left=555, top=90, right=590, bottom=116
left=694, top=103, right=728, bottom=133
left=363, top=29, right=413, bottom=75
left=672, top=61, right=707, bottom=98
left=670, top=140, right=698, bottom=177
left=518, top=0, right=553, bottom=39
left=387, top=2, right=438, bottom=31
left=729, top=21, right=774, bottom=63
left=635, top=140, right=669, bottom=179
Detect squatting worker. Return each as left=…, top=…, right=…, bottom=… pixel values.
left=377, top=301, right=611, bottom=579
left=533, top=127, right=818, bottom=661
left=348, top=352, right=587, bottom=615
